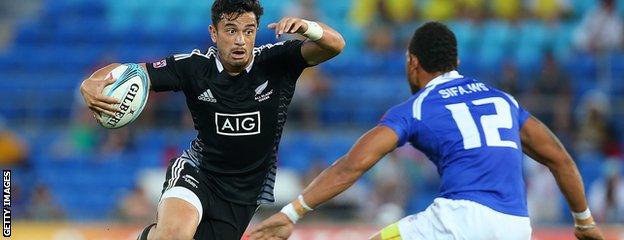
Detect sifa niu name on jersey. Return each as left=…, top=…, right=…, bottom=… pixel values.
left=438, top=82, right=489, bottom=99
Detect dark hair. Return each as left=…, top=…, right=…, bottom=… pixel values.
left=408, top=22, right=458, bottom=73
left=211, top=0, right=264, bottom=27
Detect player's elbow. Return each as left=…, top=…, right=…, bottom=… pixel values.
left=323, top=34, right=346, bottom=56
left=334, top=35, right=346, bottom=53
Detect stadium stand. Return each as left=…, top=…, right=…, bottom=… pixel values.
left=1, top=0, right=623, bottom=225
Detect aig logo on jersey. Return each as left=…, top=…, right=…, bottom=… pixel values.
left=215, top=111, right=261, bottom=136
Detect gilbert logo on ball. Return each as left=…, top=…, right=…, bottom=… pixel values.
left=98, top=63, right=150, bottom=129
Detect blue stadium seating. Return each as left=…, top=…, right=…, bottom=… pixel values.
left=4, top=0, right=624, bottom=221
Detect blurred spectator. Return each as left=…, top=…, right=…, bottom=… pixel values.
left=12, top=184, right=27, bottom=220
left=116, top=186, right=156, bottom=223
left=0, top=117, right=28, bottom=166
left=283, top=0, right=318, bottom=21
left=525, top=159, right=562, bottom=223
left=602, top=124, right=622, bottom=158
left=490, top=0, right=522, bottom=20
left=498, top=61, right=522, bottom=96
left=575, top=90, right=611, bottom=159
left=274, top=168, right=304, bottom=206
left=573, top=0, right=623, bottom=53
left=366, top=24, right=396, bottom=53
left=589, top=159, right=624, bottom=223
left=529, top=0, right=572, bottom=21
left=525, top=53, right=572, bottom=140
left=52, top=91, right=100, bottom=159
left=99, top=128, right=135, bottom=161
left=289, top=68, right=331, bottom=129
left=367, top=153, right=409, bottom=225
left=0, top=1, right=8, bottom=21
left=301, top=156, right=327, bottom=186
left=350, top=0, right=415, bottom=27
left=421, top=0, right=457, bottom=21
left=27, top=184, right=64, bottom=221
left=457, top=0, right=485, bottom=21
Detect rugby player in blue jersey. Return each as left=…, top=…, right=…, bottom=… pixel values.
left=249, top=22, right=604, bottom=240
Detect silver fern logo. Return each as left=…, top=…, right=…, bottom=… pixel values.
left=254, top=81, right=273, bottom=102
left=255, top=81, right=269, bottom=95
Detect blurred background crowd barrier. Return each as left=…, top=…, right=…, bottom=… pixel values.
left=1, top=0, right=623, bottom=239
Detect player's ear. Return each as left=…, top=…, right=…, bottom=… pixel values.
left=209, top=25, right=217, bottom=44
left=408, top=54, right=419, bottom=71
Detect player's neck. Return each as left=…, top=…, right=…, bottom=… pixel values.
left=222, top=64, right=244, bottom=76
left=417, top=71, right=444, bottom=89
left=220, top=56, right=254, bottom=77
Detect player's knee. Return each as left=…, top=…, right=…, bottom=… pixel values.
left=150, top=225, right=194, bottom=240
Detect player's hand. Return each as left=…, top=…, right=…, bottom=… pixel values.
left=248, top=212, right=294, bottom=240
left=267, top=17, right=308, bottom=39
left=80, top=73, right=120, bottom=118
left=574, top=225, right=605, bottom=240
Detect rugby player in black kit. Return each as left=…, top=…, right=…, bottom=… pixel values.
left=79, top=0, right=345, bottom=239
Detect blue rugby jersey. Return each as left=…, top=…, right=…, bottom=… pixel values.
left=379, top=71, right=531, bottom=216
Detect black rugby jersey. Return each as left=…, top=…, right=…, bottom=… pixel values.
left=146, top=40, right=310, bottom=205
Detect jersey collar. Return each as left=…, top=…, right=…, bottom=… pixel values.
left=214, top=51, right=255, bottom=73
left=424, top=70, right=463, bottom=88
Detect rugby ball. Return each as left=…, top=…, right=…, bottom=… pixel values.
left=98, top=63, right=150, bottom=129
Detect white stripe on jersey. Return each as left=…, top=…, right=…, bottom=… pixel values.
left=412, top=87, right=435, bottom=120
left=501, top=92, right=520, bottom=108
left=252, top=41, right=286, bottom=56
left=173, top=49, right=215, bottom=61
left=413, top=71, right=464, bottom=120
left=167, top=158, right=185, bottom=189
left=167, top=158, right=181, bottom=189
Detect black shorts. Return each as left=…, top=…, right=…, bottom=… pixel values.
left=161, top=157, right=258, bottom=240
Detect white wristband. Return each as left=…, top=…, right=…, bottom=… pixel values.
left=301, top=20, right=323, bottom=41
left=572, top=208, right=592, bottom=220
left=280, top=203, right=301, bottom=224
left=298, top=195, right=313, bottom=211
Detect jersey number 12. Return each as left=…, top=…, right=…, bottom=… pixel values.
left=445, top=97, right=517, bottom=150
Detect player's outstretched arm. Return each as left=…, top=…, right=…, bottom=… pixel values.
left=520, top=116, right=604, bottom=240
left=80, top=63, right=150, bottom=118
left=268, top=17, right=345, bottom=65
left=248, top=126, right=398, bottom=240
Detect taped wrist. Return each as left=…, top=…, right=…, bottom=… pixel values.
left=302, top=20, right=323, bottom=41
left=280, top=203, right=301, bottom=224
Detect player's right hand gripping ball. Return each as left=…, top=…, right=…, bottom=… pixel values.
left=97, top=63, right=149, bottom=129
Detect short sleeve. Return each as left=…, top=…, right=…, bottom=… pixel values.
left=260, top=40, right=311, bottom=77
left=499, top=91, right=531, bottom=128
left=518, top=105, right=531, bottom=127
left=146, top=54, right=196, bottom=92
left=378, top=105, right=412, bottom=147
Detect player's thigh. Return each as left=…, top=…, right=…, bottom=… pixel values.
left=154, top=157, right=205, bottom=239
left=153, top=197, right=200, bottom=239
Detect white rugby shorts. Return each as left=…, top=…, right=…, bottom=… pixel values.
left=383, top=198, right=531, bottom=240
